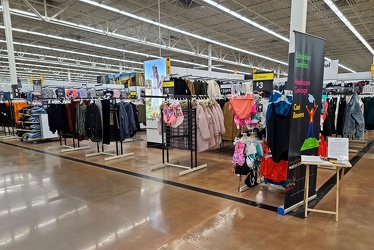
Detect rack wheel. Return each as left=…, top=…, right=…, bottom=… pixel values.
left=20, top=139, right=23, bottom=142
left=33, top=141, right=37, bottom=144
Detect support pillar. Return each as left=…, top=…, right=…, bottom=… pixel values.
left=68, top=69, right=71, bottom=81
left=208, top=43, right=212, bottom=72
left=2, top=0, right=17, bottom=85
left=288, top=0, right=308, bottom=53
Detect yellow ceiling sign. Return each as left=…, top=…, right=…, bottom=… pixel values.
left=253, top=72, right=274, bottom=81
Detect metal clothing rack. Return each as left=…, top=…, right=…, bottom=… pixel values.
left=1, top=100, right=20, bottom=141
left=85, top=99, right=134, bottom=161
left=46, top=99, right=91, bottom=153
left=149, top=94, right=207, bottom=176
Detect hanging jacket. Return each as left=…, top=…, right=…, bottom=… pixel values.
left=85, top=103, right=102, bottom=142
left=343, top=92, right=365, bottom=140
left=267, top=103, right=291, bottom=163
left=363, top=97, right=374, bottom=130
left=336, top=97, right=346, bottom=136
left=322, top=98, right=337, bottom=137
left=75, top=103, right=87, bottom=138
left=116, top=103, right=129, bottom=141
left=124, top=103, right=137, bottom=138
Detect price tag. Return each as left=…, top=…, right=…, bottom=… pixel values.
left=253, top=80, right=273, bottom=91
left=163, top=81, right=174, bottom=95
left=220, top=84, right=231, bottom=95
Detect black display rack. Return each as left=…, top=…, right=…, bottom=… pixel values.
left=148, top=95, right=207, bottom=176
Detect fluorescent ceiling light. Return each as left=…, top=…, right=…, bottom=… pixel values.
left=0, top=25, right=267, bottom=75
left=79, top=0, right=357, bottom=72
left=2, top=7, right=281, bottom=74
left=200, top=0, right=290, bottom=43
left=0, top=58, right=120, bottom=75
left=324, top=0, right=374, bottom=55
left=200, top=0, right=357, bottom=73
left=0, top=49, right=143, bottom=72
left=0, top=4, right=357, bottom=74
left=79, top=0, right=287, bottom=65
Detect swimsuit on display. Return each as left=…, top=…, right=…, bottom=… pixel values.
left=232, top=141, right=246, bottom=166
left=229, top=94, right=255, bottom=120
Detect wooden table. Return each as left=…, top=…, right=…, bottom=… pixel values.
left=302, top=160, right=352, bottom=222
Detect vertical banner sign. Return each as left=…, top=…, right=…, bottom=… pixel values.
left=166, top=57, right=171, bottom=74
left=283, top=32, right=326, bottom=211
left=144, top=58, right=167, bottom=120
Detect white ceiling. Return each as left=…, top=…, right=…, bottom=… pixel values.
left=0, top=0, right=373, bottom=82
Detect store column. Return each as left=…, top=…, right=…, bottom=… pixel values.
left=2, top=0, right=17, bottom=85
left=287, top=0, right=307, bottom=88
left=208, top=43, right=212, bottom=72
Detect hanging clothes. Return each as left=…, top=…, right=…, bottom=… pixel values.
left=343, top=91, right=365, bottom=140
left=267, top=102, right=291, bottom=163
left=75, top=102, right=87, bottom=138
left=171, top=78, right=191, bottom=95
left=336, top=97, right=346, bottom=136
left=362, top=96, right=374, bottom=130
left=48, top=103, right=68, bottom=134
left=322, top=97, right=337, bottom=137
left=85, top=102, right=102, bottom=142
left=186, top=79, right=195, bottom=95
left=207, top=80, right=221, bottom=98
left=229, top=94, right=255, bottom=120
left=101, top=99, right=111, bottom=144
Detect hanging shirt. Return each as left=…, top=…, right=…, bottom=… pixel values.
left=229, top=94, right=255, bottom=120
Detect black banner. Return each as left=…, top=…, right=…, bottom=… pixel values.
left=283, top=32, right=325, bottom=210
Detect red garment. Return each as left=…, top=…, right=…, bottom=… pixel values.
left=229, top=94, right=255, bottom=119
left=260, top=156, right=288, bottom=182
left=65, top=89, right=78, bottom=99
left=318, top=135, right=327, bottom=157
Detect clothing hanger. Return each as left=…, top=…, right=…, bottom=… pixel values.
left=273, top=94, right=291, bottom=105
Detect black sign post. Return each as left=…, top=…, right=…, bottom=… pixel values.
left=281, top=31, right=326, bottom=213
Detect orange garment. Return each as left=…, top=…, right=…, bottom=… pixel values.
left=229, top=94, right=255, bottom=119
left=6, top=101, right=28, bottom=123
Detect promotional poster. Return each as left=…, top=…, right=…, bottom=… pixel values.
left=284, top=31, right=326, bottom=210
left=144, top=58, right=167, bottom=120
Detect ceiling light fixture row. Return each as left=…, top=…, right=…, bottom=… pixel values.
left=4, top=8, right=271, bottom=74
left=77, top=0, right=357, bottom=73
left=199, top=0, right=359, bottom=73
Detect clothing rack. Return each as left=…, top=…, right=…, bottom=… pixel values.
left=148, top=94, right=207, bottom=176
left=85, top=99, right=134, bottom=161
left=46, top=99, right=91, bottom=153
left=1, top=100, right=19, bottom=141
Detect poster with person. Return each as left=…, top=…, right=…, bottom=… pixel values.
left=144, top=58, right=167, bottom=120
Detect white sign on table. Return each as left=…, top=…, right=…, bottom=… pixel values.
left=327, top=137, right=349, bottom=160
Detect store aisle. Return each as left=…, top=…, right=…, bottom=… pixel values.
left=0, top=135, right=373, bottom=249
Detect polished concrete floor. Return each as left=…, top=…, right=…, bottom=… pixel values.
left=0, top=131, right=373, bottom=250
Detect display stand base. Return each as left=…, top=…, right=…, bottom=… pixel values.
left=48, top=144, right=91, bottom=153
left=151, top=161, right=208, bottom=176
left=2, top=136, right=19, bottom=141
left=123, top=137, right=143, bottom=143
left=61, top=145, right=91, bottom=153
left=277, top=194, right=317, bottom=216
left=85, top=150, right=134, bottom=161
